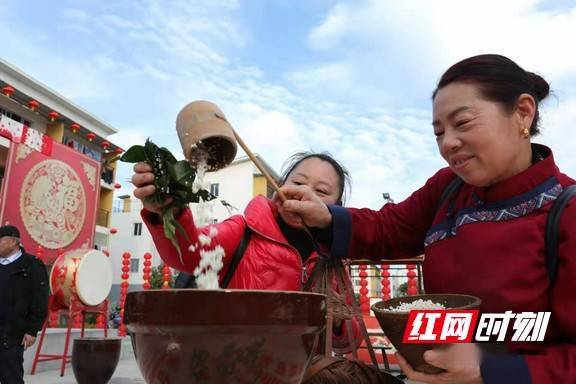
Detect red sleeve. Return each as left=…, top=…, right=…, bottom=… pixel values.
left=347, top=168, right=456, bottom=260
left=141, top=208, right=246, bottom=276
left=524, top=200, right=576, bottom=383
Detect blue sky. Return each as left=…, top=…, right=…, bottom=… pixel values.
left=1, top=0, right=575, bottom=208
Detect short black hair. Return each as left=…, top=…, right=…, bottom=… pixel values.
left=280, top=151, right=351, bottom=205
left=0, top=225, right=20, bottom=239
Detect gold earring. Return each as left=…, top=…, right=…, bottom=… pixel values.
left=522, top=127, right=530, bottom=138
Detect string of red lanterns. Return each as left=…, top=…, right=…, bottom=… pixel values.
left=0, top=84, right=124, bottom=155
left=162, top=264, right=171, bottom=289
left=142, top=253, right=152, bottom=290
left=118, top=252, right=131, bottom=337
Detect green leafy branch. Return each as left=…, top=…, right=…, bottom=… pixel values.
left=120, top=139, right=215, bottom=262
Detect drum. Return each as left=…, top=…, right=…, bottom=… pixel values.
left=50, top=249, right=112, bottom=307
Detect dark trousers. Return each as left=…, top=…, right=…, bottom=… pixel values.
left=0, top=343, right=24, bottom=384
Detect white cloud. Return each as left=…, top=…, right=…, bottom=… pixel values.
left=539, top=94, right=576, bottom=178
left=231, top=109, right=306, bottom=171
left=296, top=0, right=576, bottom=105
left=61, top=8, right=90, bottom=22
left=2, top=0, right=575, bottom=211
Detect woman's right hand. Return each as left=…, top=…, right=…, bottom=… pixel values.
left=131, top=162, right=171, bottom=214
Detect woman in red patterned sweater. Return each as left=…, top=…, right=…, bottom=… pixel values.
left=279, top=54, right=576, bottom=384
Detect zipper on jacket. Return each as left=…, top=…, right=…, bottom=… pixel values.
left=301, top=265, right=308, bottom=284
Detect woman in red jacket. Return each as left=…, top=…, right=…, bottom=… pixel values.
left=279, top=55, right=576, bottom=384
left=131, top=151, right=362, bottom=353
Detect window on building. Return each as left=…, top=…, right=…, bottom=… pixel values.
left=210, top=183, right=219, bottom=197
left=133, top=222, right=142, bottom=236
left=130, top=258, right=140, bottom=273
left=211, top=219, right=218, bottom=224
left=0, top=107, right=32, bottom=127
left=101, top=166, right=114, bottom=184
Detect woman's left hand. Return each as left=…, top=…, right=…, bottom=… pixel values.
left=396, top=343, right=483, bottom=384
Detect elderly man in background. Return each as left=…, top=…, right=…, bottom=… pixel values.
left=0, top=225, right=48, bottom=384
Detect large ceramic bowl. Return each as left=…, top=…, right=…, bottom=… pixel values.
left=372, top=294, right=481, bottom=374
left=124, top=289, right=327, bottom=384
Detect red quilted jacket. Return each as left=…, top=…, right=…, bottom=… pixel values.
left=142, top=195, right=362, bottom=353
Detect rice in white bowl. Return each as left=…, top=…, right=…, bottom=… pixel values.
left=387, top=299, right=445, bottom=312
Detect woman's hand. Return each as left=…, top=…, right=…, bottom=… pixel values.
left=396, top=344, right=483, bottom=384
left=276, top=185, right=333, bottom=229
left=131, top=162, right=172, bottom=214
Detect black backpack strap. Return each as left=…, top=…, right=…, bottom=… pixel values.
left=221, top=225, right=253, bottom=288
left=545, top=184, right=576, bottom=283
left=437, top=176, right=464, bottom=210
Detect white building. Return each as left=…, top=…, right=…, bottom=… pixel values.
left=108, top=155, right=279, bottom=298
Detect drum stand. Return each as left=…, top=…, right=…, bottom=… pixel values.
left=30, top=295, right=109, bottom=376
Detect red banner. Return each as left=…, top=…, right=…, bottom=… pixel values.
left=0, top=141, right=100, bottom=264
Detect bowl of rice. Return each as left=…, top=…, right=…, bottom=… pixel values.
left=371, top=293, right=481, bottom=374
left=124, top=289, right=326, bottom=384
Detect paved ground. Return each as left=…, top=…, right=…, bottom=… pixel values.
left=24, top=355, right=420, bottom=384
left=24, top=357, right=145, bottom=384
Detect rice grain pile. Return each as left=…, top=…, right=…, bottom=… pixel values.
left=387, top=299, right=445, bottom=312
left=188, top=152, right=225, bottom=289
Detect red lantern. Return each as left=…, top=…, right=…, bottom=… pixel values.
left=122, top=266, right=130, bottom=273
left=114, top=147, right=124, bottom=155
left=121, top=273, right=129, bottom=280
left=48, top=111, right=59, bottom=122
left=114, top=182, right=121, bottom=189
left=110, top=227, right=117, bottom=234
left=86, top=132, right=96, bottom=142
left=123, top=252, right=131, bottom=259
left=143, top=282, right=151, bottom=290
left=2, top=85, right=14, bottom=97
left=103, top=250, right=110, bottom=257
left=101, top=140, right=110, bottom=150
left=122, top=258, right=130, bottom=266
left=96, top=314, right=105, bottom=329
left=28, top=99, right=39, bottom=111
left=70, top=123, right=80, bottom=134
